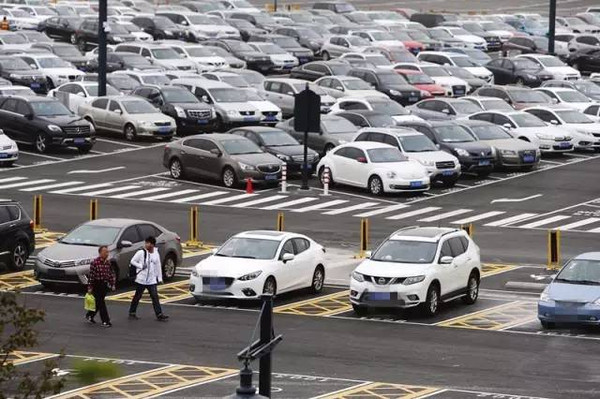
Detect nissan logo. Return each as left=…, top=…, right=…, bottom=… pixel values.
left=377, top=277, right=386, bottom=285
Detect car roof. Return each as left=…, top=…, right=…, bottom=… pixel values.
left=264, top=77, right=306, bottom=84
left=235, top=126, right=285, bottom=133
left=85, top=218, right=147, bottom=227
left=359, top=127, right=421, bottom=136
left=172, top=78, right=231, bottom=89
left=574, top=252, right=600, bottom=261
left=341, top=141, right=396, bottom=150
left=338, top=109, right=384, bottom=116
left=0, top=95, right=58, bottom=102
left=234, top=230, right=291, bottom=241
left=457, top=119, right=497, bottom=127
left=537, top=87, right=577, bottom=93
left=184, top=133, right=245, bottom=141
left=391, top=227, right=459, bottom=242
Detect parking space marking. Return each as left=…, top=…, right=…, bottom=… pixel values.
left=481, top=263, right=519, bottom=278
left=317, top=382, right=441, bottom=399
left=0, top=270, right=40, bottom=291
left=435, top=301, right=537, bottom=331
left=108, top=281, right=191, bottom=304
left=274, top=291, right=351, bottom=317
left=36, top=231, right=66, bottom=249
left=182, top=246, right=215, bottom=259
left=4, top=351, right=57, bottom=365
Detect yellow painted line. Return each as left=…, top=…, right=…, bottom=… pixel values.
left=52, top=364, right=236, bottom=399
left=435, top=301, right=537, bottom=331
left=35, top=231, right=65, bottom=249
left=275, top=290, right=352, bottom=317
left=481, top=263, right=519, bottom=278
left=318, top=382, right=442, bottom=399
left=182, top=248, right=214, bottom=259
left=4, top=351, right=57, bottom=365
left=0, top=270, right=40, bottom=291
left=107, top=281, right=192, bottom=304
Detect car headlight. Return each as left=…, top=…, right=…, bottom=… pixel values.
left=191, top=269, right=199, bottom=277
left=455, top=148, right=469, bottom=157
left=238, top=270, right=262, bottom=281
left=9, top=73, right=18, bottom=79
left=58, top=75, right=67, bottom=79
left=76, top=258, right=94, bottom=266
left=113, top=36, right=123, bottom=42
left=164, top=30, right=172, bottom=35
left=386, top=171, right=397, bottom=178
left=227, top=110, right=238, bottom=116
left=140, top=121, right=152, bottom=127
left=577, top=130, right=594, bottom=136
left=420, top=90, right=431, bottom=97
left=490, top=147, right=497, bottom=157
left=174, top=106, right=186, bottom=118
left=525, top=74, right=537, bottom=80
left=337, top=139, right=348, bottom=145
left=536, top=133, right=553, bottom=140
left=540, top=287, right=552, bottom=302
left=418, top=159, right=435, bottom=167
left=10, top=142, right=17, bottom=150
left=536, top=149, right=541, bottom=157
left=276, top=153, right=292, bottom=162
left=403, top=275, right=426, bottom=285
left=238, top=162, right=255, bottom=171
left=47, top=124, right=62, bottom=133
left=389, top=89, right=401, bottom=96
left=351, top=271, right=364, bottom=282
left=500, top=149, right=517, bottom=155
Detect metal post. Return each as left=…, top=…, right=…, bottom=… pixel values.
left=548, top=0, right=556, bottom=54
left=33, top=195, right=43, bottom=233
left=322, top=167, right=330, bottom=196
left=274, top=0, right=277, bottom=12
left=280, top=164, right=287, bottom=193
left=190, top=206, right=198, bottom=243
left=547, top=229, right=561, bottom=270
left=276, top=212, right=284, bottom=232
left=89, top=199, right=98, bottom=221
left=98, top=0, right=107, bottom=96
left=258, top=294, right=273, bottom=397
left=359, top=218, right=369, bottom=258
left=301, top=130, right=309, bottom=190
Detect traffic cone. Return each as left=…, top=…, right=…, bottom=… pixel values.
left=245, top=178, right=254, bottom=194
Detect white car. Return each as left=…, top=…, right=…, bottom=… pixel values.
left=352, top=30, right=405, bottom=49
left=393, top=63, right=469, bottom=97
left=430, top=27, right=487, bottom=50
left=523, top=107, right=600, bottom=151
left=158, top=42, right=228, bottom=72
left=350, top=226, right=482, bottom=316
left=0, top=129, right=18, bottom=167
left=533, top=88, right=594, bottom=112
left=352, top=128, right=461, bottom=186
left=0, top=32, right=32, bottom=50
left=156, top=11, right=240, bottom=41
left=247, top=42, right=298, bottom=72
left=114, top=43, right=199, bottom=73
left=315, top=76, right=389, bottom=99
left=339, top=52, right=394, bottom=69
left=330, top=96, right=423, bottom=123
left=462, top=96, right=514, bottom=112
left=468, top=110, right=574, bottom=153
left=113, top=70, right=171, bottom=86
left=17, top=54, right=84, bottom=88
left=190, top=230, right=326, bottom=300
left=243, top=89, right=282, bottom=125
left=316, top=141, right=430, bottom=195
left=416, top=52, right=493, bottom=83
left=48, top=82, right=121, bottom=113
left=0, top=9, right=39, bottom=30
left=516, top=54, right=581, bottom=81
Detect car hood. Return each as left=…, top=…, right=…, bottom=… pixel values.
left=230, top=152, right=282, bottom=165
left=372, top=40, right=405, bottom=47
left=171, top=102, right=212, bottom=111
left=191, top=56, right=227, bottom=64
left=446, top=141, right=492, bottom=151
left=39, top=242, right=99, bottom=261
left=455, top=34, right=486, bottom=44
left=407, top=150, right=457, bottom=163
left=544, top=66, right=580, bottom=75
left=38, top=114, right=87, bottom=125
left=482, top=138, right=537, bottom=151
left=563, top=123, right=600, bottom=134
left=514, top=125, right=570, bottom=139
left=392, top=114, right=424, bottom=123
left=414, top=83, right=446, bottom=93
left=465, top=66, right=492, bottom=76
left=247, top=100, right=280, bottom=112
left=345, top=89, right=387, bottom=98
left=61, top=56, right=88, bottom=63
left=196, top=255, right=275, bottom=278
left=355, top=259, right=432, bottom=277
left=268, top=144, right=317, bottom=157
left=155, top=59, right=197, bottom=68
left=547, top=281, right=600, bottom=302
left=377, top=159, right=428, bottom=178
left=270, top=54, right=297, bottom=62
left=431, top=76, right=467, bottom=86
left=5, top=70, right=45, bottom=78
left=386, top=84, right=421, bottom=92
left=41, top=67, right=85, bottom=75
left=218, top=102, right=257, bottom=112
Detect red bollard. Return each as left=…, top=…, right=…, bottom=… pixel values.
left=245, top=178, right=254, bottom=194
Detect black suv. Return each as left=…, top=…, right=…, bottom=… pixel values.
left=0, top=56, right=48, bottom=94
left=74, top=19, right=136, bottom=52
left=106, top=52, right=160, bottom=72
left=131, top=16, right=186, bottom=41
left=348, top=68, right=424, bottom=105
left=0, top=96, right=96, bottom=153
left=203, top=40, right=273, bottom=72
left=132, top=86, right=217, bottom=134
left=0, top=199, right=34, bottom=271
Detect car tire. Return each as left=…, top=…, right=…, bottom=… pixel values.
left=421, top=283, right=440, bottom=317
left=124, top=124, right=137, bottom=141
left=368, top=175, right=384, bottom=196
left=321, top=51, right=330, bottom=61
left=78, top=146, right=92, bottom=154
left=169, top=158, right=185, bottom=179
left=77, top=38, right=87, bottom=52
left=476, top=171, right=491, bottom=178
left=572, top=62, right=580, bottom=71
left=515, top=77, right=525, bottom=86
left=35, top=132, right=49, bottom=153
left=462, top=272, right=479, bottom=305
left=352, top=304, right=368, bottom=316
left=262, top=276, right=277, bottom=296
left=156, top=33, right=165, bottom=40
left=47, top=78, right=55, bottom=90
left=318, top=166, right=335, bottom=187
left=70, top=34, right=76, bottom=44
left=222, top=166, right=237, bottom=188
left=162, top=254, right=177, bottom=282
left=310, top=265, right=325, bottom=294
left=541, top=320, right=555, bottom=329
left=215, top=115, right=225, bottom=132
left=8, top=240, right=28, bottom=271
left=444, top=177, right=458, bottom=188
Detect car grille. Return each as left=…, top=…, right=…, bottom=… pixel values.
left=177, top=65, right=193, bottom=70
left=435, top=161, right=455, bottom=169
left=240, top=111, right=255, bottom=116
left=187, top=109, right=212, bottom=119
left=291, top=154, right=316, bottom=162
left=63, top=126, right=91, bottom=135
left=364, top=274, right=406, bottom=285
left=262, top=111, right=278, bottom=117
left=0, top=145, right=11, bottom=150
left=155, top=122, right=171, bottom=127
left=201, top=277, right=234, bottom=288
left=68, top=75, right=78, bottom=81
left=43, top=258, right=76, bottom=268
left=554, top=136, right=571, bottom=141
left=257, top=164, right=281, bottom=174
left=592, top=133, right=600, bottom=138
left=452, top=85, right=466, bottom=95
left=468, top=150, right=493, bottom=158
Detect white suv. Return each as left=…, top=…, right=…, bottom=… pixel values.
left=350, top=227, right=481, bottom=317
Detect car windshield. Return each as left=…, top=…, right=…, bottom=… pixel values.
left=31, top=101, right=71, bottom=116
left=388, top=50, right=416, bottom=63
left=398, top=134, right=437, bottom=152
left=575, top=81, right=600, bottom=96
left=0, top=58, right=30, bottom=70
left=253, top=13, right=276, bottom=25
left=511, top=90, right=551, bottom=103
left=433, top=125, right=475, bottom=142
left=86, top=85, right=119, bottom=96
left=511, top=113, right=547, bottom=127
left=450, top=57, right=479, bottom=68
left=141, top=75, right=170, bottom=85
left=428, top=29, right=452, bottom=39
left=513, top=58, right=541, bottom=70
left=151, top=48, right=180, bottom=59
left=122, top=23, right=141, bottom=33
left=421, top=65, right=450, bottom=77
left=556, top=91, right=591, bottom=103
left=120, top=53, right=152, bottom=65
left=220, top=75, right=249, bottom=88
left=228, top=41, right=254, bottom=52
left=364, top=114, right=395, bottom=127
left=344, top=79, right=371, bottom=90
left=222, top=138, right=262, bottom=155
left=163, top=88, right=199, bottom=103
left=555, top=259, right=600, bottom=285
left=38, top=57, right=70, bottom=68
left=0, top=88, right=34, bottom=95
left=371, top=239, right=438, bottom=264
left=365, top=55, right=391, bottom=66
left=329, top=63, right=351, bottom=75
left=348, top=36, right=369, bottom=46
left=183, top=47, right=213, bottom=57
left=462, top=23, right=486, bottom=34
left=187, top=14, right=212, bottom=24
left=243, top=89, right=265, bottom=101
left=322, top=117, right=356, bottom=133
left=481, top=21, right=510, bottom=30
left=154, top=16, right=177, bottom=28
left=370, top=31, right=395, bottom=41
left=289, top=13, right=313, bottom=23
left=209, top=88, right=246, bottom=102
left=259, top=130, right=298, bottom=146
left=60, top=225, right=121, bottom=246
left=108, top=75, right=138, bottom=90
left=403, top=72, right=434, bottom=84
left=122, top=100, right=156, bottom=114
left=481, top=98, right=513, bottom=111
left=372, top=100, right=409, bottom=115
left=33, top=7, right=55, bottom=15
left=215, top=236, right=280, bottom=259
left=254, top=43, right=285, bottom=55
left=0, top=34, right=27, bottom=45
left=367, top=147, right=407, bottom=162
left=272, top=37, right=298, bottom=47
left=446, top=66, right=475, bottom=79
left=452, top=101, right=482, bottom=114
left=448, top=28, right=471, bottom=36
left=377, top=73, right=406, bottom=85
left=469, top=125, right=512, bottom=140
left=53, top=46, right=81, bottom=57
left=109, top=23, right=129, bottom=35
left=407, top=30, right=429, bottom=40
left=555, top=110, right=594, bottom=124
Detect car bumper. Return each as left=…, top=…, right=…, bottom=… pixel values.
left=137, top=125, right=177, bottom=137
left=538, top=301, right=600, bottom=325
left=176, top=118, right=218, bottom=134
left=538, top=140, right=574, bottom=153
left=428, top=167, right=461, bottom=182
left=224, top=115, right=262, bottom=124
left=458, top=157, right=495, bottom=172
left=497, top=153, right=540, bottom=168
left=52, top=135, right=95, bottom=148
left=382, top=175, right=430, bottom=192
left=34, top=261, right=90, bottom=285
left=190, top=274, right=264, bottom=300
left=0, top=150, right=18, bottom=162
left=237, top=169, right=281, bottom=184
left=350, top=280, right=426, bottom=309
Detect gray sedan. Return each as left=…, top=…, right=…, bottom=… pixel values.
left=163, top=133, right=283, bottom=188
left=34, top=219, right=183, bottom=287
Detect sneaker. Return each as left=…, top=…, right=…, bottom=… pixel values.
left=156, top=314, right=169, bottom=321
left=101, top=322, right=112, bottom=328
left=128, top=313, right=139, bottom=320
left=86, top=315, right=96, bottom=324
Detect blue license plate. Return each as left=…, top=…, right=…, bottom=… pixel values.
left=299, top=58, right=307, bottom=63
left=559, top=142, right=570, bottom=148
left=523, top=155, right=535, bottom=163
left=158, top=127, right=171, bottom=134
left=408, top=97, right=418, bottom=102
left=265, top=116, right=276, bottom=121
left=209, top=277, right=226, bottom=291
left=30, top=83, right=41, bottom=89
left=370, top=292, right=390, bottom=301
left=479, top=160, right=491, bottom=166
left=455, top=90, right=464, bottom=95
left=264, top=174, right=278, bottom=181
left=410, top=181, right=422, bottom=187
left=197, top=119, right=208, bottom=125
left=74, top=138, right=85, bottom=144
left=442, top=170, right=454, bottom=176
left=0, top=153, right=8, bottom=158
left=244, top=117, right=255, bottom=122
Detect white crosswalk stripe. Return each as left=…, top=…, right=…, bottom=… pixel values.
left=20, top=181, right=83, bottom=192
left=110, top=187, right=171, bottom=199
left=261, top=197, right=318, bottom=210
left=386, top=207, right=441, bottom=220
left=354, top=204, right=408, bottom=218
left=201, top=193, right=258, bottom=205
left=79, top=185, right=140, bottom=197
left=143, top=189, right=198, bottom=201
left=556, top=218, right=600, bottom=231
left=0, top=176, right=26, bottom=184
left=451, top=211, right=506, bottom=225
left=52, top=183, right=113, bottom=194
left=0, top=179, right=54, bottom=189
left=292, top=199, right=348, bottom=213
left=322, top=202, right=379, bottom=215
left=484, top=213, right=538, bottom=227
left=519, top=215, right=571, bottom=229
left=418, top=209, right=472, bottom=222
left=587, top=226, right=600, bottom=233
left=170, top=191, right=228, bottom=203
left=232, top=195, right=288, bottom=208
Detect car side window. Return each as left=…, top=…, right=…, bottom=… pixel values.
left=0, top=205, right=19, bottom=224
left=343, top=114, right=366, bottom=127
left=120, top=226, right=142, bottom=243
left=458, top=236, right=469, bottom=252
left=383, top=135, right=398, bottom=147
left=449, top=237, right=466, bottom=257
left=108, top=101, right=121, bottom=112
left=346, top=147, right=366, bottom=160
left=200, top=139, right=219, bottom=152
left=584, top=105, right=599, bottom=115
left=471, top=112, right=493, bottom=122
left=367, top=132, right=386, bottom=142
left=333, top=147, right=351, bottom=158
left=341, top=101, right=367, bottom=110
left=280, top=83, right=294, bottom=96
left=15, top=100, right=30, bottom=116
left=293, top=238, right=310, bottom=254
left=280, top=239, right=296, bottom=259
left=92, top=98, right=109, bottom=109
left=439, top=240, right=452, bottom=259
left=138, top=224, right=162, bottom=239
left=1, top=98, right=17, bottom=113
left=141, top=48, right=151, bottom=57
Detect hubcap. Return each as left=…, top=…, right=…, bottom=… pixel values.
left=164, top=258, right=175, bottom=278
left=13, top=244, right=26, bottom=268
left=429, top=290, right=438, bottom=313
left=313, top=269, right=324, bottom=290
left=370, top=178, right=381, bottom=194
left=469, top=277, right=478, bottom=300
left=36, top=135, right=46, bottom=152
left=125, top=127, right=134, bottom=140
left=223, top=170, right=234, bottom=187
left=264, top=279, right=275, bottom=294
left=170, top=161, right=181, bottom=178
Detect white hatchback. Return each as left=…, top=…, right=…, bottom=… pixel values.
left=190, top=231, right=326, bottom=300
left=350, top=227, right=482, bottom=316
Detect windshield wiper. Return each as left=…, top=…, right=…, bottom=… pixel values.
left=214, top=253, right=229, bottom=257
left=569, top=279, right=600, bottom=285
left=234, top=255, right=256, bottom=259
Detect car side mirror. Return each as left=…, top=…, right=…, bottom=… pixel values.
left=439, top=255, right=453, bottom=264
left=441, top=108, right=450, bottom=114
left=551, top=98, right=559, bottom=104
left=76, top=92, right=85, bottom=97
left=29, top=64, right=38, bottom=69
left=357, top=156, right=367, bottom=163
left=24, top=113, right=33, bottom=120
left=550, top=119, right=559, bottom=125
left=201, top=95, right=209, bottom=103
left=118, top=240, right=132, bottom=248
left=364, top=250, right=371, bottom=259
left=114, top=109, right=122, bottom=114
left=282, top=253, right=295, bottom=263
left=210, top=148, right=221, bottom=157
left=503, top=123, right=512, bottom=129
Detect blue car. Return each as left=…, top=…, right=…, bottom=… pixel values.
left=538, top=252, right=600, bottom=329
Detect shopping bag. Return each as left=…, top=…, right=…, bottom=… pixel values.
left=84, top=293, right=96, bottom=312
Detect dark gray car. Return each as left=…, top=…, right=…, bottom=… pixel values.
left=409, top=98, right=483, bottom=120
left=164, top=133, right=283, bottom=188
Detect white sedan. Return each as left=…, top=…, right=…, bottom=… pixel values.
left=316, top=142, right=430, bottom=195
left=48, top=82, right=120, bottom=113
left=0, top=129, right=18, bottom=167
left=190, top=231, right=327, bottom=300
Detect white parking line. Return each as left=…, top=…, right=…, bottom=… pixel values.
left=110, top=187, right=171, bottom=199
left=484, top=213, right=538, bottom=227
left=354, top=203, right=408, bottom=218
left=19, top=151, right=64, bottom=161
left=200, top=193, right=257, bottom=205
left=79, top=185, right=140, bottom=196
left=520, top=215, right=571, bottom=229
left=20, top=181, right=83, bottom=192
left=0, top=176, right=26, bottom=184
left=261, top=197, right=318, bottom=210
left=51, top=183, right=113, bottom=194
left=95, top=138, right=143, bottom=148
left=556, top=218, right=600, bottom=231
left=232, top=195, right=288, bottom=208
left=418, top=209, right=472, bottom=222
left=170, top=191, right=229, bottom=203
left=539, top=159, right=563, bottom=165
left=0, top=179, right=54, bottom=189
left=292, top=199, right=348, bottom=213
left=322, top=202, right=379, bottom=215
left=451, top=211, right=506, bottom=224
left=143, top=189, right=198, bottom=201
left=386, top=207, right=441, bottom=220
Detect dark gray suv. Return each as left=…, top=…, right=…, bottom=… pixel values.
left=0, top=199, right=34, bottom=271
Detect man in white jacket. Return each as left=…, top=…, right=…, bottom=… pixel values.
left=128, top=236, right=169, bottom=321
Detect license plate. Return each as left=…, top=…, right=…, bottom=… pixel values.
left=209, top=277, right=226, bottom=291
left=158, top=127, right=171, bottom=134
left=265, top=116, right=276, bottom=121
left=442, top=170, right=454, bottom=176
left=0, top=153, right=8, bottom=158
left=244, top=117, right=255, bottom=122
left=31, top=83, right=41, bottom=89
left=478, top=160, right=491, bottom=166
left=197, top=119, right=208, bottom=124
left=559, top=142, right=571, bottom=148
left=408, top=96, right=418, bottom=102
left=410, top=181, right=422, bottom=187
left=454, top=90, right=464, bottom=95
left=299, top=58, right=307, bottom=63
left=264, top=174, right=278, bottom=181
left=370, top=292, right=390, bottom=301
left=523, top=155, right=535, bottom=163
left=74, top=138, right=85, bottom=144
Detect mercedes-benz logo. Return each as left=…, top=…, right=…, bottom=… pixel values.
left=75, top=127, right=81, bottom=134
left=377, top=277, right=386, bottom=285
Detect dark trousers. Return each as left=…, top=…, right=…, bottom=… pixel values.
left=88, top=283, right=110, bottom=324
left=128, top=283, right=163, bottom=317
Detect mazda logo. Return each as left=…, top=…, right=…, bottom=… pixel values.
left=377, top=277, right=386, bottom=285
left=481, top=151, right=486, bottom=156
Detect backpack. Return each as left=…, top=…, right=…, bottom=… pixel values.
left=128, top=249, right=147, bottom=280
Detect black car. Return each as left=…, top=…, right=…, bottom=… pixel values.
left=105, top=52, right=160, bottom=72
left=567, top=48, right=600, bottom=74
left=248, top=34, right=314, bottom=64
left=443, top=66, right=487, bottom=93
left=0, top=96, right=95, bottom=154
left=38, top=16, right=82, bottom=44
left=311, top=1, right=356, bottom=14
left=273, top=26, right=325, bottom=55
left=227, top=12, right=279, bottom=31
left=74, top=19, right=136, bottom=52
left=410, top=13, right=456, bottom=28
left=334, top=110, right=397, bottom=128
left=290, top=60, right=351, bottom=81
left=15, top=31, right=53, bottom=44
left=0, top=199, right=34, bottom=272
left=203, top=40, right=273, bottom=72
left=31, top=43, right=88, bottom=70
left=226, top=18, right=267, bottom=42
left=228, top=126, right=320, bottom=172
left=132, top=86, right=217, bottom=134
left=181, top=1, right=225, bottom=13
left=502, top=36, right=548, bottom=57
left=131, top=16, right=186, bottom=41
left=410, top=98, right=482, bottom=120
left=0, top=57, right=48, bottom=94
left=348, top=68, right=424, bottom=105
left=486, top=57, right=553, bottom=87
left=398, top=120, right=495, bottom=177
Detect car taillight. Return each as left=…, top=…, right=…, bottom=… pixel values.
left=175, top=236, right=180, bottom=242
left=29, top=220, right=34, bottom=229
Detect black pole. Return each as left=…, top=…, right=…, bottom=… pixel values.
left=300, top=83, right=309, bottom=190
left=273, top=0, right=277, bottom=12
left=548, top=0, right=556, bottom=54
left=258, top=295, right=273, bottom=397
left=98, top=0, right=107, bottom=96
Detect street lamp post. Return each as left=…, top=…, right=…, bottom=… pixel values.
left=98, top=0, right=107, bottom=96
left=548, top=0, right=556, bottom=54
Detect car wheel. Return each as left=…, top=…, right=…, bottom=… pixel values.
left=78, top=146, right=92, bottom=154
left=540, top=320, right=555, bottom=329
left=169, top=158, right=184, bottom=179
left=35, top=132, right=49, bottom=153
left=321, top=51, right=330, bottom=61
left=310, top=266, right=325, bottom=294
left=368, top=175, right=384, bottom=196
left=77, top=38, right=86, bottom=52
left=318, top=166, right=334, bottom=187
left=444, top=177, right=458, bottom=187
left=156, top=33, right=165, bottom=40
left=572, top=62, right=580, bottom=71
left=462, top=272, right=479, bottom=305
left=352, top=304, right=368, bottom=316
left=515, top=77, right=525, bottom=86
left=9, top=240, right=28, bottom=271
left=162, top=254, right=177, bottom=281
left=421, top=283, right=440, bottom=317
left=476, top=171, right=491, bottom=178
left=46, top=78, right=55, bottom=90
left=215, top=115, right=225, bottom=132
left=222, top=167, right=237, bottom=188
left=262, top=276, right=277, bottom=296
left=124, top=124, right=137, bottom=141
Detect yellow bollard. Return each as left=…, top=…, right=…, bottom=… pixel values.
left=547, top=230, right=561, bottom=270
left=461, top=223, right=474, bottom=238
left=189, top=206, right=199, bottom=244
left=276, top=212, right=284, bottom=231
left=358, top=218, right=369, bottom=258
left=33, top=195, right=45, bottom=233
left=89, top=199, right=98, bottom=221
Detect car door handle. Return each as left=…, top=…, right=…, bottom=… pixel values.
left=180, top=150, right=186, bottom=154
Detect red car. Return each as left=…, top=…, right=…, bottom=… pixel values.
left=394, top=69, right=446, bottom=97
left=389, top=31, right=425, bottom=54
